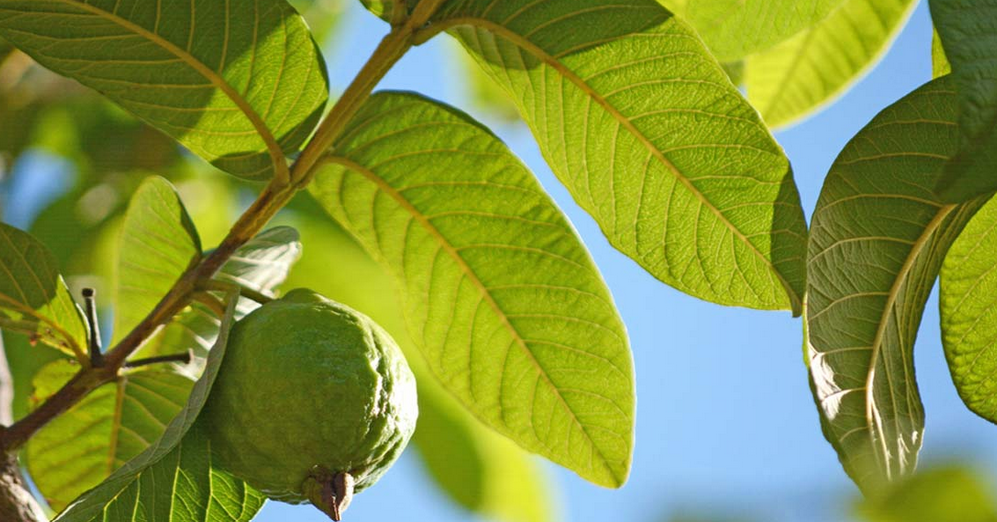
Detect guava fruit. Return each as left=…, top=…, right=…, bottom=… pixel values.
left=204, top=288, right=418, bottom=520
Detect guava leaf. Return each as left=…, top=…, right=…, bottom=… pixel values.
left=310, top=91, right=634, bottom=487
left=135, top=226, right=302, bottom=362
left=283, top=214, right=558, bottom=521
left=939, top=195, right=997, bottom=423
left=409, top=0, right=809, bottom=314
left=0, top=222, right=88, bottom=360
left=684, top=0, right=844, bottom=60
left=0, top=0, right=329, bottom=180
left=26, top=361, right=194, bottom=511
left=806, top=76, right=991, bottom=493
left=929, top=0, right=997, bottom=202
left=746, top=0, right=917, bottom=129
left=932, top=28, right=951, bottom=79
left=53, top=289, right=264, bottom=522
left=114, top=176, right=201, bottom=343
left=854, top=466, right=997, bottom=522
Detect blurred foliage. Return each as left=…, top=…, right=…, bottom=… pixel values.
left=855, top=465, right=997, bottom=522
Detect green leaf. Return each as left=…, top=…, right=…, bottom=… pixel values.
left=806, top=76, right=991, bottom=493
left=0, top=222, right=87, bottom=359
left=418, top=0, right=809, bottom=314
left=929, top=0, right=997, bottom=202
left=114, top=176, right=201, bottom=343
left=746, top=0, right=917, bottom=129
left=684, top=0, right=844, bottom=60
left=53, top=289, right=264, bottom=522
left=0, top=0, right=329, bottom=180
left=854, top=465, right=997, bottom=522
left=281, top=214, right=557, bottom=522
left=932, top=28, right=952, bottom=79
left=310, top=91, right=634, bottom=487
left=26, top=361, right=194, bottom=511
left=136, top=226, right=302, bottom=362
left=939, top=195, right=997, bottom=422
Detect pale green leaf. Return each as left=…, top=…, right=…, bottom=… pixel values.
left=0, top=0, right=329, bottom=180
left=939, top=194, right=997, bottom=422
left=310, top=91, right=634, bottom=487
left=932, top=28, right=951, bottom=79
left=806, top=77, right=990, bottom=493
left=282, top=214, right=557, bottom=522
left=53, top=289, right=264, bottom=522
left=929, top=0, right=997, bottom=202
left=26, top=361, right=194, bottom=511
left=135, top=226, right=302, bottom=364
left=684, top=0, right=844, bottom=60
left=854, top=466, right=997, bottom=522
left=0, top=222, right=87, bottom=359
left=114, top=176, right=201, bottom=343
left=746, top=0, right=917, bottom=128
left=418, top=0, right=809, bottom=314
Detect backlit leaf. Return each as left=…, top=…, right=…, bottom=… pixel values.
left=310, top=91, right=634, bottom=487
left=0, top=0, right=329, bottom=180
left=806, top=77, right=990, bottom=493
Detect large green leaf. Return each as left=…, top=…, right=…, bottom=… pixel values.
left=411, top=0, right=808, bottom=314
left=0, top=222, right=87, bottom=359
left=854, top=466, right=997, bottom=522
left=929, top=0, right=997, bottom=202
left=282, top=214, right=557, bottom=521
left=806, top=77, right=991, bottom=493
left=53, top=289, right=265, bottom=522
left=310, top=91, right=633, bottom=487
left=939, top=195, right=997, bottom=422
left=684, top=0, right=844, bottom=60
left=0, top=0, right=329, bottom=180
left=746, top=0, right=916, bottom=129
left=26, top=361, right=194, bottom=511
left=114, top=176, right=201, bottom=343
left=135, top=226, right=302, bottom=362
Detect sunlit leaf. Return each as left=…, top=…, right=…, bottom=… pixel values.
left=114, top=176, right=201, bottom=343
left=931, top=28, right=951, bottom=79
left=929, top=0, right=997, bottom=202
left=26, top=360, right=194, bottom=511
left=53, top=290, right=264, bottom=522
left=412, top=0, right=809, bottom=314
left=855, top=465, right=997, bottom=522
left=0, top=0, right=329, bottom=180
left=310, top=91, right=633, bottom=487
left=806, top=76, right=990, bottom=493
left=281, top=214, right=557, bottom=522
left=684, top=0, right=844, bottom=60
left=746, top=0, right=917, bottom=128
left=0, top=222, right=87, bottom=359
left=939, top=195, right=997, bottom=422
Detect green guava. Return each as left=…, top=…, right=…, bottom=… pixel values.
left=204, top=288, right=418, bottom=519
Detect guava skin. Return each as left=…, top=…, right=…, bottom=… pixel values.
left=205, top=288, right=418, bottom=504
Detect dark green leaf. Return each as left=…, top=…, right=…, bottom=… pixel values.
left=939, top=195, right=997, bottom=422
left=53, top=289, right=264, bottom=522
left=415, top=0, right=809, bottom=314
left=26, top=361, right=194, bottom=511
left=746, top=0, right=917, bottom=128
left=0, top=222, right=87, bottom=359
left=311, top=91, right=634, bottom=487
left=114, top=176, right=201, bottom=343
left=929, top=0, right=997, bottom=202
left=806, top=77, right=990, bottom=493
left=0, top=0, right=329, bottom=180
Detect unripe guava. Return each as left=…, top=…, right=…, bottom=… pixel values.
left=204, top=288, right=418, bottom=519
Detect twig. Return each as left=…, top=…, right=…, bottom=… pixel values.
left=81, top=288, right=103, bottom=368
left=124, top=350, right=194, bottom=369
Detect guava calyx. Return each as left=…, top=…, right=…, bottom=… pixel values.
left=303, top=467, right=355, bottom=521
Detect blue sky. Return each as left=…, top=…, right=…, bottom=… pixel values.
left=255, top=2, right=997, bottom=522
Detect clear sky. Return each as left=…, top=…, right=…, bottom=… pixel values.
left=254, top=2, right=997, bottom=522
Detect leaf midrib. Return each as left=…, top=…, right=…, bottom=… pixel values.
left=49, top=0, right=287, bottom=178
left=862, top=202, right=954, bottom=477
left=433, top=17, right=802, bottom=313
left=324, top=154, right=624, bottom=485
